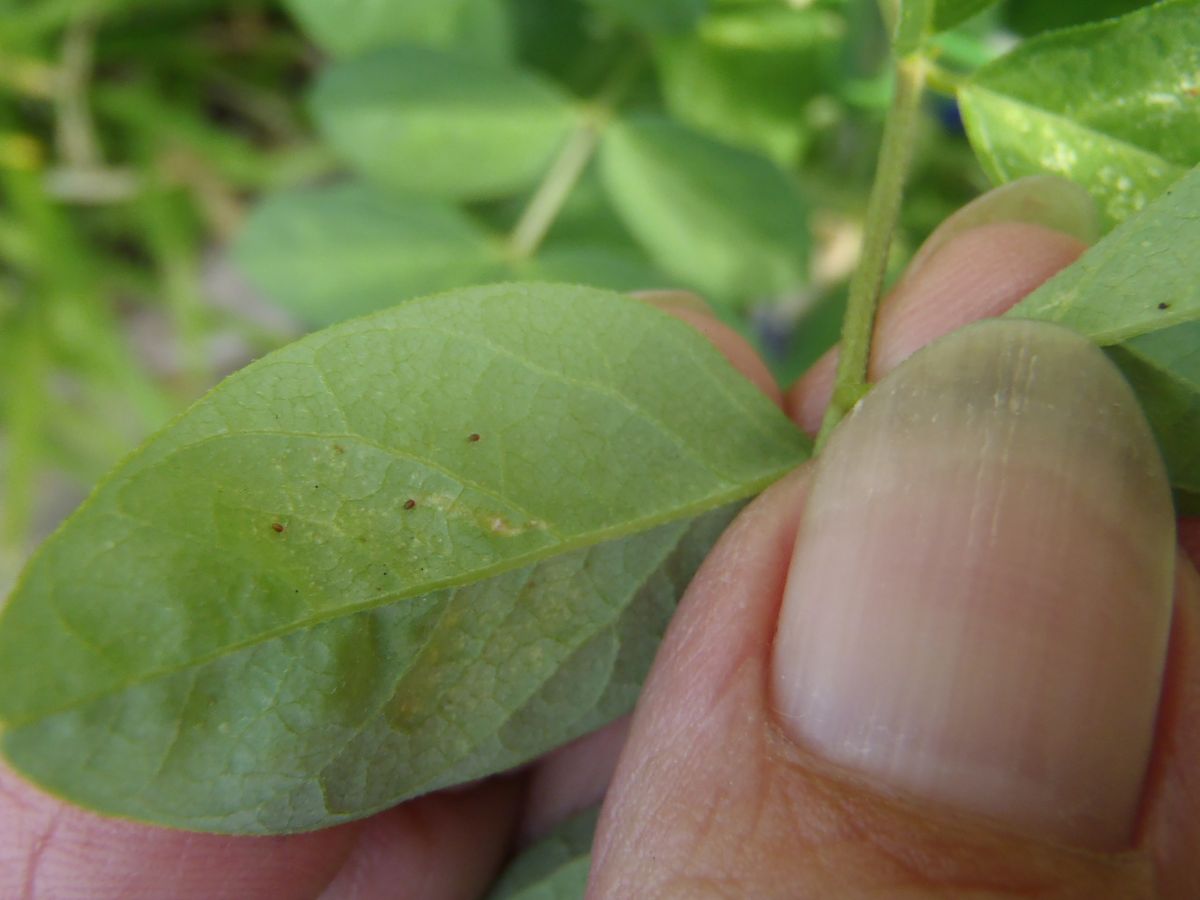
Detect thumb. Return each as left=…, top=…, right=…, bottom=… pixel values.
left=590, top=319, right=1182, bottom=897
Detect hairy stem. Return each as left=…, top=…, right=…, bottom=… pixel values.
left=508, top=52, right=642, bottom=260
left=816, top=51, right=928, bottom=451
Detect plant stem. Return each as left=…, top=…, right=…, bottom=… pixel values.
left=507, top=52, right=642, bottom=260
left=55, top=12, right=100, bottom=169
left=815, top=51, right=928, bottom=451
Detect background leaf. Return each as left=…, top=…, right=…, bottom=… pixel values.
left=931, top=0, right=998, bottom=31
left=523, top=244, right=672, bottom=292
left=0, top=284, right=808, bottom=833
left=959, top=0, right=1200, bottom=229
left=600, top=116, right=810, bottom=304
left=487, top=807, right=597, bottom=899
left=1008, top=166, right=1200, bottom=512
left=585, top=0, right=708, bottom=35
left=233, top=182, right=509, bottom=325
left=311, top=46, right=578, bottom=201
left=283, top=0, right=512, bottom=61
left=653, top=4, right=844, bottom=165
left=1002, top=0, right=1152, bottom=36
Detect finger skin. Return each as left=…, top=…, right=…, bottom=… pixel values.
left=1180, top=520, right=1200, bottom=570
left=594, top=223, right=1200, bottom=896
left=590, top=469, right=1199, bottom=898
left=518, top=717, right=631, bottom=846
left=0, top=764, right=521, bottom=900
left=1143, top=558, right=1200, bottom=900
left=0, top=763, right=354, bottom=899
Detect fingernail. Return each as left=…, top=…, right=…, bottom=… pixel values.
left=630, top=289, right=712, bottom=314
left=907, top=176, right=1099, bottom=278
left=772, top=319, right=1175, bottom=850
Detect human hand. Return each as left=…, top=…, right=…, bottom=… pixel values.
left=4, top=198, right=1198, bottom=898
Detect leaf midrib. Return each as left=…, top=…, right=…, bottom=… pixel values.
left=0, top=466, right=790, bottom=731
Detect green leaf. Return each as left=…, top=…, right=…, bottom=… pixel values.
left=959, top=0, right=1200, bottom=229
left=1003, top=0, right=1153, bottom=37
left=525, top=244, right=673, bottom=292
left=600, top=116, right=809, bottom=303
left=654, top=5, right=844, bottom=165
left=487, top=807, right=597, bottom=899
left=1007, top=166, right=1200, bottom=512
left=0, top=284, right=809, bottom=834
left=233, top=182, right=509, bottom=325
left=585, top=0, right=707, bottom=35
left=283, top=0, right=512, bottom=61
left=311, top=46, right=578, bottom=201
left=931, top=0, right=998, bottom=31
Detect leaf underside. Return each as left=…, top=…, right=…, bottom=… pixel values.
left=0, top=284, right=809, bottom=833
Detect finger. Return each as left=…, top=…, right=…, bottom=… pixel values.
left=518, top=717, right=631, bottom=845
left=0, top=761, right=353, bottom=899
left=788, top=222, right=1088, bottom=434
left=1180, top=519, right=1200, bottom=569
left=0, top=761, right=521, bottom=900
left=592, top=320, right=1188, bottom=897
left=1142, top=556, right=1200, bottom=899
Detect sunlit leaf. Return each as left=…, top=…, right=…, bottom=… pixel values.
left=959, top=0, right=1200, bottom=228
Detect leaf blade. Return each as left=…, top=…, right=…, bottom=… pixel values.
left=0, top=284, right=808, bottom=832
left=599, top=116, right=810, bottom=304
left=487, top=807, right=597, bottom=899
left=311, top=47, right=578, bottom=201
left=959, top=0, right=1200, bottom=229
left=585, top=0, right=707, bottom=35
left=283, top=0, right=512, bottom=61
left=233, top=182, right=510, bottom=325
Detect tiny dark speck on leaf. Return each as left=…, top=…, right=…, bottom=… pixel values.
left=1158, top=302, right=1170, bottom=310
left=272, top=523, right=285, bottom=533
left=468, top=433, right=481, bottom=443
left=333, top=444, right=344, bottom=454
left=404, top=499, right=416, bottom=510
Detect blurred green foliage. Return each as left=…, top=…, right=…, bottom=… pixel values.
left=2, top=0, right=1171, bottom=582
left=0, top=1, right=326, bottom=580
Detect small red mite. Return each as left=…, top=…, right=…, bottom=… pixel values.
left=271, top=523, right=285, bottom=533
left=468, top=433, right=481, bottom=443
left=404, top=499, right=416, bottom=510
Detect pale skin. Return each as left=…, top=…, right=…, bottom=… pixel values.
left=3, top=219, right=1199, bottom=898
